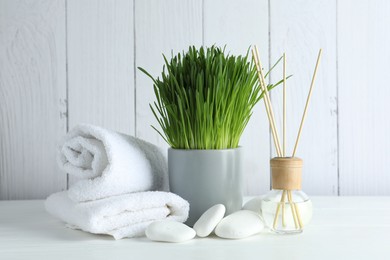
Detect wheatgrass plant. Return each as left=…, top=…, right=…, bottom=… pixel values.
left=139, top=46, right=286, bottom=149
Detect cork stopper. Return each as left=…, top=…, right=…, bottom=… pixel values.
left=271, top=157, right=303, bottom=190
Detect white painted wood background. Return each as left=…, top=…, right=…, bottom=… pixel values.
left=0, top=0, right=389, bottom=199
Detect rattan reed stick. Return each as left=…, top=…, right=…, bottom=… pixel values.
left=252, top=46, right=282, bottom=157
left=292, top=49, right=323, bottom=157
left=287, top=190, right=299, bottom=229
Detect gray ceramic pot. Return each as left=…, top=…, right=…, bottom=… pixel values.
left=168, top=147, right=243, bottom=226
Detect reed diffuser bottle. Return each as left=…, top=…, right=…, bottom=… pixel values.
left=251, top=45, right=322, bottom=234
left=261, top=157, right=312, bottom=234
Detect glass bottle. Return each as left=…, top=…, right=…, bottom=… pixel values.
left=261, top=157, right=312, bottom=234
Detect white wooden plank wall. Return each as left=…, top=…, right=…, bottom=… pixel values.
left=0, top=0, right=389, bottom=199
left=0, top=0, right=67, bottom=199
left=338, top=0, right=390, bottom=195
left=67, top=0, right=135, bottom=134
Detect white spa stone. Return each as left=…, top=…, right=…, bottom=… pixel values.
left=215, top=210, right=264, bottom=239
left=242, top=196, right=263, bottom=215
left=193, top=204, right=226, bottom=237
left=145, top=221, right=196, bottom=243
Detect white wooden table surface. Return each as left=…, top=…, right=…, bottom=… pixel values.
left=1, top=197, right=389, bottom=260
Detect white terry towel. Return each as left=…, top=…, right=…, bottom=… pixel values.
left=45, top=191, right=189, bottom=240
left=58, top=124, right=168, bottom=202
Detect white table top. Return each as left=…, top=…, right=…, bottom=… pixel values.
left=1, top=197, right=389, bottom=260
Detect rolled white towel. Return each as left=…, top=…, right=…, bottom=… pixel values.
left=45, top=191, right=189, bottom=240
left=58, top=124, right=168, bottom=202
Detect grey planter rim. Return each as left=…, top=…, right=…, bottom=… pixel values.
left=168, top=146, right=242, bottom=152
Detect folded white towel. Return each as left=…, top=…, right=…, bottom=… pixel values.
left=45, top=191, right=189, bottom=239
left=58, top=124, right=168, bottom=202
